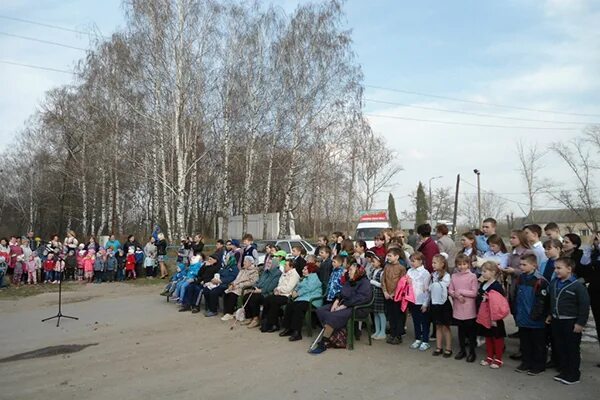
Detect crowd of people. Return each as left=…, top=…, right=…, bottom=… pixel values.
left=161, top=221, right=599, bottom=386
left=0, top=231, right=173, bottom=287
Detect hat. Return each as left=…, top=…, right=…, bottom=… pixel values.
left=273, top=250, right=287, bottom=259
left=231, top=239, right=240, bottom=247
left=365, top=250, right=382, bottom=264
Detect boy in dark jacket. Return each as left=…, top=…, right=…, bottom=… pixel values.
left=513, top=254, right=549, bottom=375
left=546, top=257, right=590, bottom=385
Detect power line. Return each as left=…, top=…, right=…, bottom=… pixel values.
left=0, top=14, right=107, bottom=38
left=461, top=179, right=531, bottom=208
left=365, top=113, right=577, bottom=131
left=364, top=98, right=595, bottom=126
left=365, top=84, right=600, bottom=118
left=0, top=60, right=75, bottom=75
left=0, top=31, right=88, bottom=51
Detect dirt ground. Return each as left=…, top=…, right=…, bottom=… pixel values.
left=0, top=283, right=598, bottom=400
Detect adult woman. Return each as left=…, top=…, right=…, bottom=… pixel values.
left=86, top=236, right=100, bottom=253
left=436, top=224, right=457, bottom=272
left=578, top=232, right=600, bottom=367
left=156, top=233, right=168, bottom=279
left=261, top=259, right=300, bottom=332
left=105, top=234, right=121, bottom=252
left=310, top=263, right=373, bottom=354
left=244, top=250, right=284, bottom=328
left=563, top=233, right=583, bottom=270
left=222, top=256, right=259, bottom=321
left=47, top=234, right=62, bottom=254
left=460, top=232, right=479, bottom=274
left=62, top=230, right=78, bottom=253
left=191, top=235, right=205, bottom=255
left=144, top=237, right=157, bottom=278
left=280, top=263, right=323, bottom=341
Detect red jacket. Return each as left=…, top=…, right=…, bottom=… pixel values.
left=126, top=254, right=136, bottom=271
left=417, top=237, right=440, bottom=273
left=43, top=259, right=56, bottom=272
left=369, top=245, right=387, bottom=260
left=476, top=290, right=510, bottom=329
left=393, top=275, right=415, bottom=312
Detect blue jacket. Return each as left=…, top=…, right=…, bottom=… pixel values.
left=514, top=271, right=549, bottom=329
left=295, top=273, right=323, bottom=306
left=186, top=261, right=203, bottom=280
left=218, top=263, right=239, bottom=287
left=476, top=235, right=489, bottom=254
left=93, top=258, right=105, bottom=272
left=106, top=256, right=117, bottom=271
left=256, top=267, right=282, bottom=296
left=105, top=240, right=121, bottom=252
left=326, top=267, right=344, bottom=302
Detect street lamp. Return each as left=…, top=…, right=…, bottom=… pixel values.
left=429, top=176, right=443, bottom=226
left=474, top=169, right=481, bottom=228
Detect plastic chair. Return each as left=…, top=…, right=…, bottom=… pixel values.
left=303, top=295, right=324, bottom=337
left=346, top=293, right=374, bottom=350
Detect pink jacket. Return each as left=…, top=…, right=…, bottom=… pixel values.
left=394, top=275, right=415, bottom=312
left=476, top=290, right=510, bottom=329
left=448, top=270, right=478, bottom=320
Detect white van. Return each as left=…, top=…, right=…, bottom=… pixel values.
left=355, top=210, right=391, bottom=248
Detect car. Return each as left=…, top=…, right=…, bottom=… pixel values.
left=255, top=239, right=316, bottom=268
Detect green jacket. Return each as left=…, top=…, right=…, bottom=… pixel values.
left=295, top=273, right=323, bottom=306
left=256, top=267, right=282, bottom=296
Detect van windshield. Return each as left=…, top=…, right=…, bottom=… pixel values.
left=355, top=228, right=385, bottom=241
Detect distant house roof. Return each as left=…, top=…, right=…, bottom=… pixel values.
left=519, top=208, right=600, bottom=225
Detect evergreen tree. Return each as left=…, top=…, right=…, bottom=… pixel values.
left=388, top=193, right=399, bottom=229
left=415, top=182, right=428, bottom=228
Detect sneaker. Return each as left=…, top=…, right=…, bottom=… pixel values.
left=515, top=364, right=529, bottom=373
left=490, top=363, right=501, bottom=369
left=527, top=369, right=544, bottom=376
left=410, top=340, right=422, bottom=349
left=171, top=297, right=179, bottom=302
left=419, top=342, right=431, bottom=351
left=221, top=313, right=234, bottom=321
left=480, top=359, right=491, bottom=366
left=373, top=334, right=387, bottom=340
left=204, top=311, right=218, bottom=317
left=308, top=341, right=327, bottom=355
left=553, top=374, right=565, bottom=382
left=560, top=377, right=580, bottom=385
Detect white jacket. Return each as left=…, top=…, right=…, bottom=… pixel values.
left=275, top=269, right=300, bottom=297
left=407, top=266, right=431, bottom=306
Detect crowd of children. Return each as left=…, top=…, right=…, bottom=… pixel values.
left=160, top=223, right=597, bottom=386
left=0, top=231, right=170, bottom=288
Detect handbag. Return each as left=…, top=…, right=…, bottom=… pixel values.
left=326, top=328, right=348, bottom=348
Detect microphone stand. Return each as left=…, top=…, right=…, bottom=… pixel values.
left=42, top=269, right=78, bottom=327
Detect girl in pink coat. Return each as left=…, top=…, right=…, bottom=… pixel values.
left=83, top=250, right=95, bottom=283
left=449, top=253, right=479, bottom=363
left=76, top=245, right=86, bottom=281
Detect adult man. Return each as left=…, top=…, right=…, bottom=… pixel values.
left=314, top=235, right=328, bottom=256
left=544, top=222, right=563, bottom=243
left=476, top=218, right=497, bottom=254
left=407, top=229, right=419, bottom=250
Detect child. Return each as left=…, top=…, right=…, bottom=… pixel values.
left=13, top=254, right=25, bottom=286
left=540, top=239, right=561, bottom=282
left=83, top=250, right=95, bottom=283
left=484, top=234, right=509, bottom=269
left=367, top=252, right=386, bottom=340
left=54, top=254, right=65, bottom=284
left=125, top=247, right=136, bottom=280
left=546, top=257, right=590, bottom=385
left=460, top=232, right=479, bottom=274
left=407, top=252, right=431, bottom=351
left=93, top=249, right=106, bottom=283
left=324, top=255, right=345, bottom=304
left=76, top=245, right=86, bottom=281
left=430, top=254, right=453, bottom=357
left=544, top=222, right=563, bottom=242
left=116, top=248, right=126, bottom=282
left=449, top=253, right=479, bottom=362
left=291, top=245, right=306, bottom=276
left=354, top=240, right=367, bottom=268
left=524, top=224, right=548, bottom=266
left=513, top=254, right=549, bottom=375
left=383, top=248, right=407, bottom=345
left=43, top=252, right=56, bottom=284
left=106, top=250, right=117, bottom=282
left=64, top=250, right=77, bottom=281
left=26, top=254, right=37, bottom=284
left=477, top=261, right=507, bottom=369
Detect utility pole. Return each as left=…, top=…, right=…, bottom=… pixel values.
left=474, top=169, right=481, bottom=227
left=452, top=174, right=460, bottom=239
left=428, top=175, right=442, bottom=226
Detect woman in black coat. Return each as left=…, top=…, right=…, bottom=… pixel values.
left=310, top=263, right=372, bottom=354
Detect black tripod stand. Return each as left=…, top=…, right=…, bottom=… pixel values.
left=42, top=270, right=78, bottom=327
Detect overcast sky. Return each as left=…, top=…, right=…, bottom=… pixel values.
left=1, top=0, right=598, bottom=219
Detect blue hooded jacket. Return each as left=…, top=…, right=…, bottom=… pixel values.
left=295, top=273, right=323, bottom=306
left=514, top=270, right=549, bottom=329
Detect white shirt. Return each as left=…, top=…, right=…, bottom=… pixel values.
left=276, top=269, right=300, bottom=297
left=430, top=271, right=451, bottom=305
left=407, top=266, right=431, bottom=306
left=531, top=241, right=548, bottom=265
left=483, top=250, right=509, bottom=269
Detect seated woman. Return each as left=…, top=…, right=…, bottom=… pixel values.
left=310, top=262, right=372, bottom=354
left=172, top=254, right=204, bottom=303
left=178, top=253, right=220, bottom=313
left=221, top=256, right=259, bottom=321
left=202, top=251, right=239, bottom=317
left=280, top=261, right=322, bottom=341
left=261, top=259, right=300, bottom=332
left=243, top=251, right=284, bottom=329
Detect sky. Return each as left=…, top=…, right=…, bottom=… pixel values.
left=1, top=0, right=599, bottom=219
